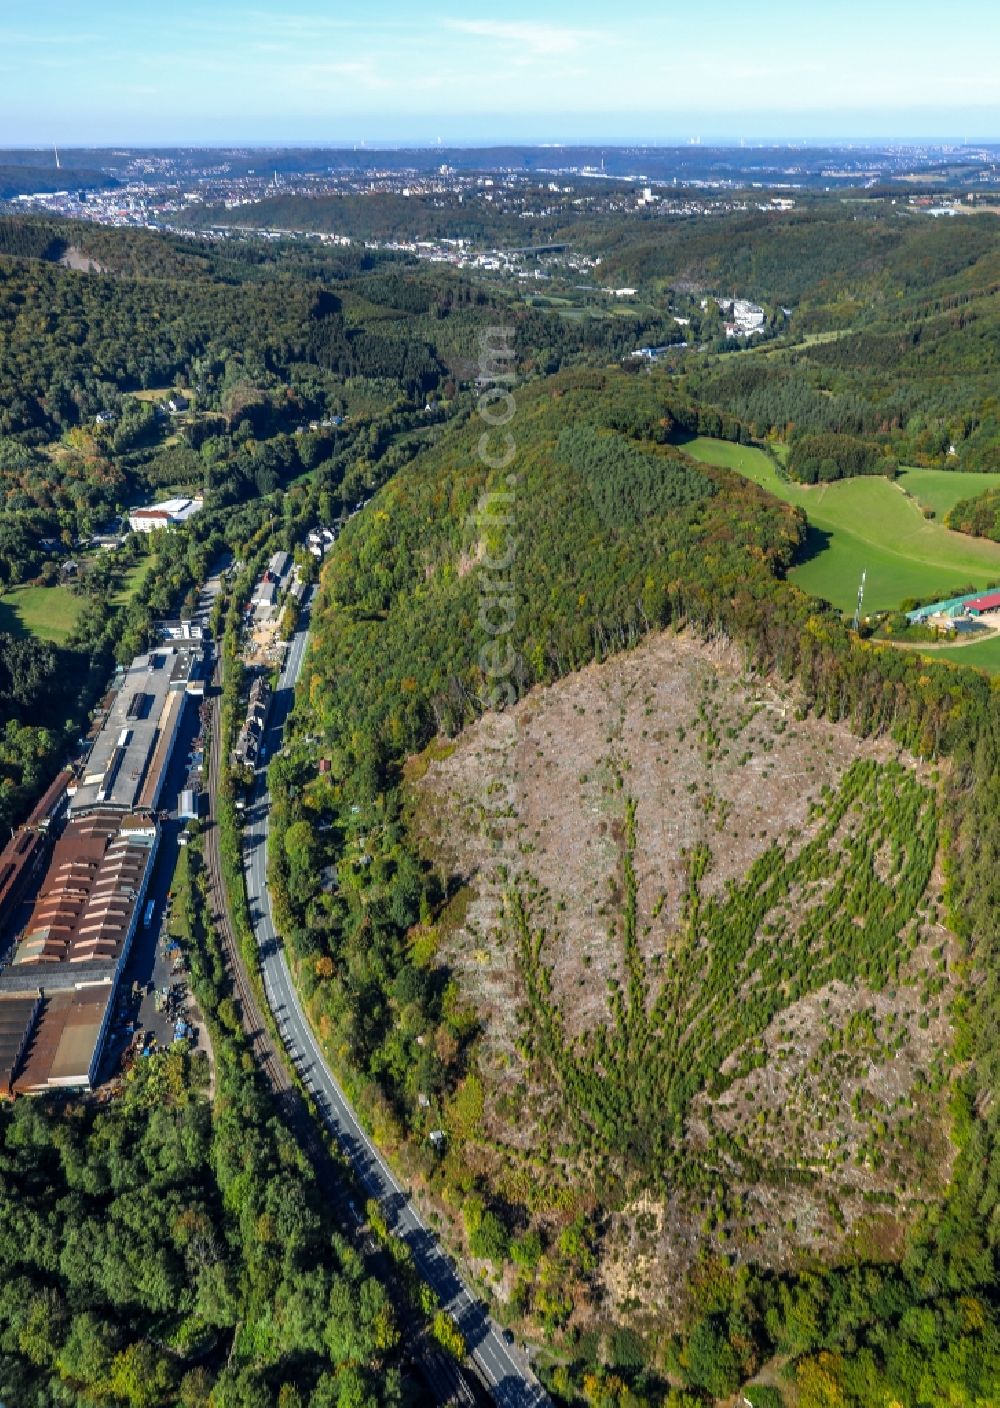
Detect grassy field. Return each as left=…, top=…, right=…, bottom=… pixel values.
left=130, top=386, right=174, bottom=402
left=683, top=438, right=1000, bottom=612
left=0, top=584, right=82, bottom=643
left=111, top=556, right=155, bottom=606
left=904, top=632, right=1000, bottom=675
left=896, top=466, right=1000, bottom=517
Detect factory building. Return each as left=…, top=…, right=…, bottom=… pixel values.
left=70, top=643, right=203, bottom=814
left=0, top=636, right=205, bottom=1097
left=12, top=810, right=158, bottom=971
left=0, top=769, right=71, bottom=935
left=0, top=810, right=159, bottom=1096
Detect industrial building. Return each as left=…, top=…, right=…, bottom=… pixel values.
left=0, top=985, right=116, bottom=1096
left=12, top=810, right=158, bottom=971
left=907, top=590, right=1000, bottom=628
left=249, top=550, right=292, bottom=625
left=268, top=549, right=291, bottom=581
left=0, top=635, right=205, bottom=1097
left=0, top=769, right=71, bottom=934
left=0, top=810, right=158, bottom=1097
left=965, top=590, right=1000, bottom=617
left=0, top=992, right=43, bottom=1097
left=906, top=592, right=981, bottom=624
left=160, top=618, right=205, bottom=642
left=70, top=643, right=203, bottom=814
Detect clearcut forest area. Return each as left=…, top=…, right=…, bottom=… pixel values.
left=410, top=630, right=954, bottom=1320
left=275, top=352, right=1000, bottom=1406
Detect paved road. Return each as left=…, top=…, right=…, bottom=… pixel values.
left=242, top=588, right=550, bottom=1408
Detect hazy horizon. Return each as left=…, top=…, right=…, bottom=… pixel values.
left=3, top=0, right=1000, bottom=147
left=4, top=126, right=1000, bottom=153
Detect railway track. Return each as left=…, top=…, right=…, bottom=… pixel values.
left=202, top=658, right=291, bottom=1097
left=202, top=648, right=479, bottom=1407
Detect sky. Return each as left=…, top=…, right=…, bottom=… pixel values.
left=1, top=0, right=1000, bottom=147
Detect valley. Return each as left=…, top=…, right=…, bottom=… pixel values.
left=4, top=183, right=1000, bottom=1407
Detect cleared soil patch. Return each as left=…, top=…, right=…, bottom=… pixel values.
left=410, top=629, right=957, bottom=1326
left=59, top=246, right=105, bottom=274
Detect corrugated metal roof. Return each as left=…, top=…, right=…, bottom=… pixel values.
left=13, top=811, right=156, bottom=969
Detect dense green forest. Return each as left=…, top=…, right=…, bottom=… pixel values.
left=188, top=200, right=1000, bottom=485
left=0, top=216, right=679, bottom=444
left=946, top=482, right=1000, bottom=540
left=661, top=210, right=1000, bottom=477
left=785, top=432, right=895, bottom=484
left=179, top=189, right=590, bottom=245
left=590, top=205, right=1000, bottom=310
left=0, top=167, right=116, bottom=201
left=0, top=212, right=678, bottom=831
left=0, top=205, right=728, bottom=845
left=0, top=837, right=406, bottom=1408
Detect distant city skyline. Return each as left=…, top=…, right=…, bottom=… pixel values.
left=1, top=0, right=999, bottom=146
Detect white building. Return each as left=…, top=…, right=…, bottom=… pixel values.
left=307, top=527, right=336, bottom=559
left=129, top=496, right=203, bottom=533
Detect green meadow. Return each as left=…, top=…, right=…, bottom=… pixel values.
left=896, top=466, right=1000, bottom=518
left=0, top=584, right=82, bottom=643
left=683, top=437, right=1000, bottom=613
left=859, top=630, right=1000, bottom=677
left=111, top=555, right=156, bottom=606
left=918, top=639, right=1000, bottom=675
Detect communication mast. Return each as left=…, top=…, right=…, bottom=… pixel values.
left=852, top=569, right=867, bottom=631
left=54, top=144, right=61, bottom=170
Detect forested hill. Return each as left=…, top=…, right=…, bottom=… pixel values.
left=181, top=189, right=573, bottom=245
left=0, top=211, right=689, bottom=840
left=293, top=369, right=802, bottom=758
left=271, top=365, right=1000, bottom=1406
left=0, top=165, right=117, bottom=200
left=0, top=216, right=684, bottom=445
left=3, top=205, right=1000, bottom=1404
left=170, top=200, right=1000, bottom=479
left=591, top=205, right=1000, bottom=310
left=665, top=211, right=1000, bottom=474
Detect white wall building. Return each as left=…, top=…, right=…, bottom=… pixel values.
left=129, top=496, right=203, bottom=533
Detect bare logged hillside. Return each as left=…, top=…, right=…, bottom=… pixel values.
left=409, top=629, right=956, bottom=1324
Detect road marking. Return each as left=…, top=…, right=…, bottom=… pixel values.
left=237, top=597, right=546, bottom=1407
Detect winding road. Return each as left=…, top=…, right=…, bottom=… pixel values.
left=241, top=586, right=551, bottom=1408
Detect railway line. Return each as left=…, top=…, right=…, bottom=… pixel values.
left=202, top=638, right=479, bottom=1407
left=202, top=657, right=291, bottom=1097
